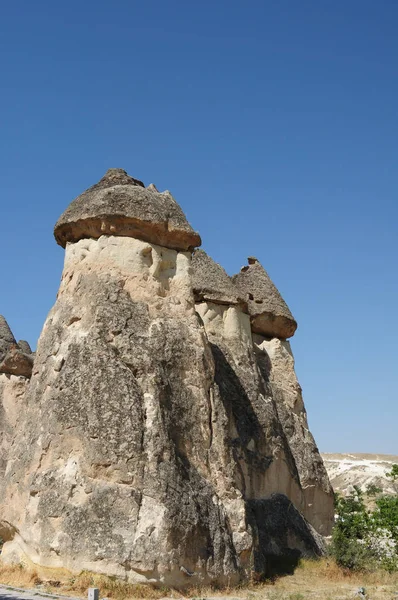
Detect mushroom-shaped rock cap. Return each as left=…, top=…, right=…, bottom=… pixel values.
left=232, top=257, right=297, bottom=339
left=0, top=345, right=34, bottom=379
left=0, top=316, right=16, bottom=364
left=17, top=340, right=32, bottom=354
left=191, top=249, right=244, bottom=306
left=54, top=168, right=201, bottom=251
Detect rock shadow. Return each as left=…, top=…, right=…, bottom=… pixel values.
left=210, top=342, right=322, bottom=579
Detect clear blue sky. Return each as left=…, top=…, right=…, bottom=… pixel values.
left=1, top=1, right=397, bottom=454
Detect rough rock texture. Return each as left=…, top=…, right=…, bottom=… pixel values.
left=253, top=336, right=333, bottom=534
left=0, top=373, right=27, bottom=478
left=17, top=340, right=32, bottom=354
left=0, top=320, right=32, bottom=484
left=191, top=250, right=243, bottom=306
left=232, top=258, right=297, bottom=339
left=54, top=169, right=201, bottom=251
left=0, top=170, right=332, bottom=586
left=0, top=346, right=34, bottom=379
left=192, top=253, right=333, bottom=537
left=0, top=316, right=16, bottom=364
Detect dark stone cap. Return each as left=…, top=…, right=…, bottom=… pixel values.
left=232, top=258, right=297, bottom=339
left=0, top=316, right=16, bottom=364
left=54, top=168, right=201, bottom=251
left=191, top=249, right=245, bottom=307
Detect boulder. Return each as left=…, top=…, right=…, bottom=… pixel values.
left=232, top=258, right=297, bottom=339
left=54, top=168, right=201, bottom=251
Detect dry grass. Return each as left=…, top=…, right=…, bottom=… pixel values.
left=252, top=558, right=398, bottom=599
left=0, top=558, right=397, bottom=600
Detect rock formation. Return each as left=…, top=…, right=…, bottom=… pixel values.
left=232, top=258, right=297, bottom=339
left=0, top=317, right=33, bottom=479
left=232, top=258, right=333, bottom=534
left=0, top=169, right=333, bottom=586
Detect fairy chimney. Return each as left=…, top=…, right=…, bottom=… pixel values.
left=232, top=257, right=297, bottom=339
left=0, top=170, right=332, bottom=586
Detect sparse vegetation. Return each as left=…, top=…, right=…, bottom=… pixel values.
left=0, top=558, right=398, bottom=599
left=331, top=466, right=398, bottom=574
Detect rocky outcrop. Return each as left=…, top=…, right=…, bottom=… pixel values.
left=192, top=252, right=333, bottom=536
left=0, top=316, right=16, bottom=364
left=17, top=340, right=32, bottom=354
left=0, top=169, right=332, bottom=586
left=191, top=249, right=243, bottom=306
left=232, top=258, right=297, bottom=339
left=0, top=318, right=32, bottom=479
left=253, top=336, right=333, bottom=534
left=0, top=346, right=33, bottom=379
left=54, top=168, right=201, bottom=251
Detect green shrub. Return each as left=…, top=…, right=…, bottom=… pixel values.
left=331, top=472, right=398, bottom=572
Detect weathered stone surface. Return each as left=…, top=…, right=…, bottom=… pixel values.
left=0, top=236, right=239, bottom=586
left=54, top=169, right=201, bottom=251
left=0, top=319, right=31, bottom=481
left=191, top=250, right=243, bottom=306
left=195, top=298, right=331, bottom=539
left=0, top=235, right=328, bottom=585
left=0, top=316, right=16, bottom=364
left=232, top=258, right=297, bottom=339
left=0, top=346, right=34, bottom=379
left=0, top=170, right=333, bottom=587
left=0, top=373, right=27, bottom=478
left=17, top=340, right=32, bottom=354
left=253, top=336, right=334, bottom=534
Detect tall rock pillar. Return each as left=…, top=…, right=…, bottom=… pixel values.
left=233, top=258, right=334, bottom=535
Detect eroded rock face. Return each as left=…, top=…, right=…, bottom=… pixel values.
left=0, top=319, right=32, bottom=484
left=0, top=373, right=27, bottom=478
left=194, top=302, right=325, bottom=562
left=0, top=236, right=242, bottom=585
left=0, top=169, right=333, bottom=586
left=253, top=336, right=334, bottom=534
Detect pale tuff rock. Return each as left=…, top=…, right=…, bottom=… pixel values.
left=1, top=235, right=242, bottom=586
left=192, top=253, right=332, bottom=541
left=232, top=258, right=297, bottom=339
left=322, top=453, right=398, bottom=496
left=0, top=373, right=27, bottom=478
left=253, top=336, right=333, bottom=534
left=54, top=168, right=201, bottom=251
left=0, top=319, right=32, bottom=483
left=0, top=168, right=332, bottom=585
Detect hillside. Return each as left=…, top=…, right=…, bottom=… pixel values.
left=322, top=452, right=398, bottom=496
